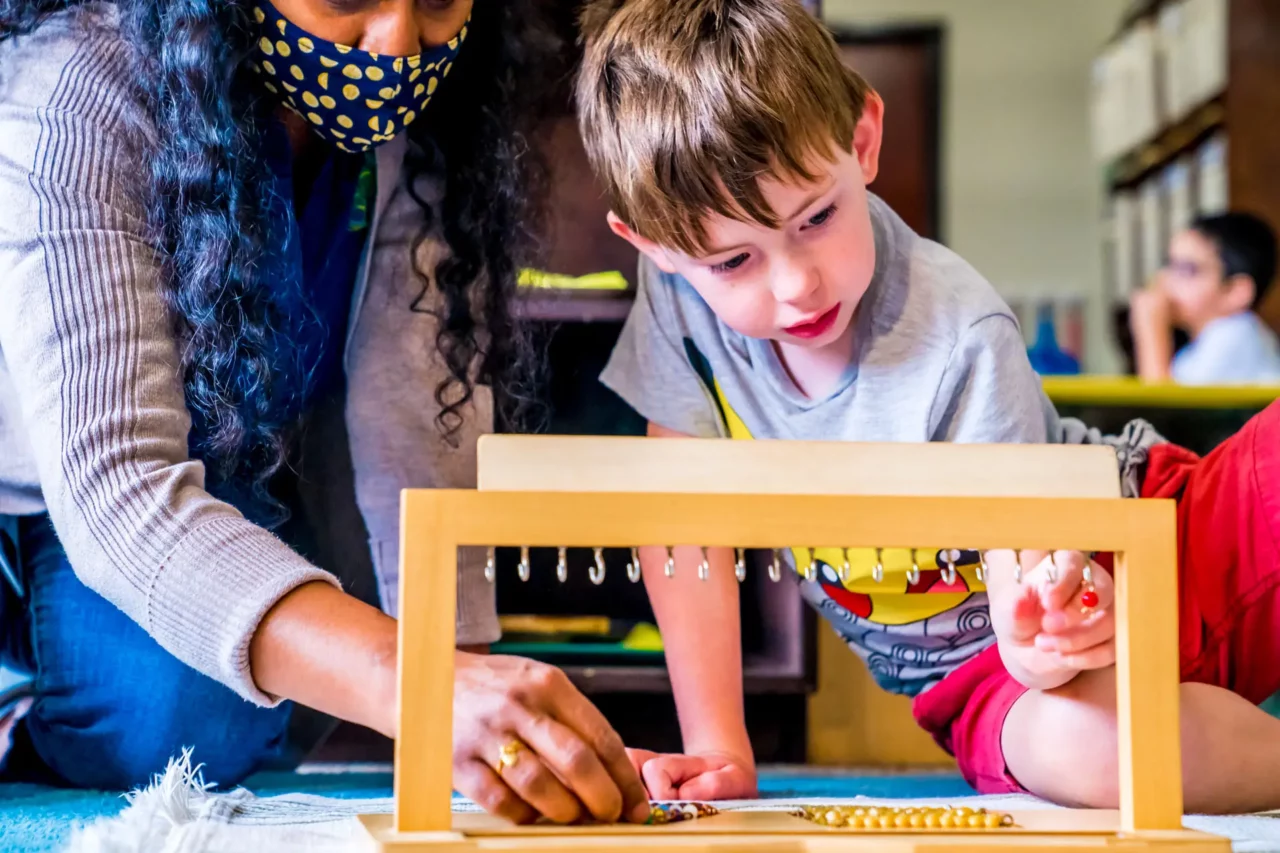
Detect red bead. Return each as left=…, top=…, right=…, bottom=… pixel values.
left=1080, top=589, right=1100, bottom=608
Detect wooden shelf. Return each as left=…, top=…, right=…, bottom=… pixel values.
left=563, top=663, right=815, bottom=696
left=516, top=288, right=635, bottom=323
left=1042, top=375, right=1280, bottom=409
left=1106, top=95, right=1226, bottom=192
left=1119, top=0, right=1179, bottom=29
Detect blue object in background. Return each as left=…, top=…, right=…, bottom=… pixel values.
left=1026, top=302, right=1081, bottom=376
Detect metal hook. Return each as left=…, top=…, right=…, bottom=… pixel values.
left=942, top=549, right=959, bottom=585
left=518, top=546, right=531, bottom=582
left=484, top=547, right=496, bottom=583
left=907, top=549, right=921, bottom=585
left=1014, top=549, right=1023, bottom=584
left=805, top=547, right=817, bottom=582
left=556, top=546, right=568, bottom=583
left=735, top=548, right=747, bottom=583
left=839, top=548, right=851, bottom=583
left=627, top=547, right=642, bottom=583
left=698, top=547, right=710, bottom=581
left=590, top=547, right=607, bottom=585
left=976, top=551, right=987, bottom=584
left=664, top=546, right=676, bottom=579
left=873, top=547, right=884, bottom=583
left=769, top=549, right=783, bottom=583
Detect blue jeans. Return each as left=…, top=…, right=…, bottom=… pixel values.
left=0, top=514, right=292, bottom=790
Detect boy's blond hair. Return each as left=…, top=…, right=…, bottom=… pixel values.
left=576, top=0, right=871, bottom=256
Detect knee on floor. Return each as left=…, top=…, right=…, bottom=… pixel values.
left=20, top=681, right=290, bottom=791
left=1006, top=671, right=1121, bottom=808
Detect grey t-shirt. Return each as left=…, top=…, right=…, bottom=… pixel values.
left=600, top=195, right=1063, bottom=697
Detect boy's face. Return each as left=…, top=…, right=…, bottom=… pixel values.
left=1159, top=228, right=1253, bottom=332
left=610, top=94, right=885, bottom=356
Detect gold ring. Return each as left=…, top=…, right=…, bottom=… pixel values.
left=496, top=740, right=523, bottom=774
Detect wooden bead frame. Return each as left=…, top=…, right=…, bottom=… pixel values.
left=360, top=438, right=1226, bottom=852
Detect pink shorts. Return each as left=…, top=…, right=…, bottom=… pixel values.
left=912, top=401, right=1280, bottom=794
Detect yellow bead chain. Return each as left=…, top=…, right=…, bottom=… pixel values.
left=802, top=805, right=1014, bottom=830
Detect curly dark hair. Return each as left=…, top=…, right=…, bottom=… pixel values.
left=0, top=0, right=553, bottom=524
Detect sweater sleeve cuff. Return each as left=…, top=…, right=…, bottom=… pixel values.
left=456, top=545, right=500, bottom=645
left=146, top=515, right=341, bottom=706
left=372, top=540, right=500, bottom=646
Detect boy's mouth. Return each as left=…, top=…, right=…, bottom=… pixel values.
left=783, top=305, right=840, bottom=340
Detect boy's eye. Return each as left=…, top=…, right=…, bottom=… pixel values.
left=805, top=204, right=837, bottom=228
left=710, top=253, right=750, bottom=274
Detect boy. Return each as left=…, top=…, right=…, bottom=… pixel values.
left=577, top=0, right=1280, bottom=814
left=1131, top=212, right=1280, bottom=384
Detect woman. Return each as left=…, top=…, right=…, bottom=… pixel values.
left=0, top=0, right=648, bottom=826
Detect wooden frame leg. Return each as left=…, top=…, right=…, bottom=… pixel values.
left=394, top=492, right=458, bottom=833
left=1115, top=500, right=1183, bottom=832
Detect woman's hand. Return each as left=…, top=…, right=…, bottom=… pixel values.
left=626, top=748, right=758, bottom=801
left=452, top=652, right=651, bottom=826
left=250, top=584, right=647, bottom=826
left=986, top=550, right=1115, bottom=690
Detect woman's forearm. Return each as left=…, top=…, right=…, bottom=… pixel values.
left=249, top=581, right=399, bottom=737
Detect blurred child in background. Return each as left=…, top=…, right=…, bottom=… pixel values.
left=1131, top=212, right=1280, bottom=385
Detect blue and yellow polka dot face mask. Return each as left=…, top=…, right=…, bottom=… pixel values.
left=250, top=1, right=466, bottom=153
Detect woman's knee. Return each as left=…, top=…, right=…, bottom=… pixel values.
left=17, top=517, right=292, bottom=790
left=22, top=667, right=291, bottom=791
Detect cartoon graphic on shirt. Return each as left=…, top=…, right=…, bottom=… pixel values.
left=682, top=337, right=996, bottom=696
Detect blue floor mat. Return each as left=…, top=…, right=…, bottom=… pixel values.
left=0, top=767, right=972, bottom=853
left=757, top=769, right=975, bottom=800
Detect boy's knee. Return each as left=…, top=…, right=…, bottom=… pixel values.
left=1005, top=669, right=1120, bottom=808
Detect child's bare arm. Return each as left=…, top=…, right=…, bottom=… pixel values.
left=633, top=421, right=756, bottom=797
left=1130, top=287, right=1176, bottom=381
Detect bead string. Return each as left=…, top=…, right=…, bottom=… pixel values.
left=640, top=802, right=1015, bottom=830
left=801, top=805, right=1015, bottom=830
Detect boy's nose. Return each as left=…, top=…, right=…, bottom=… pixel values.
left=772, top=260, right=824, bottom=307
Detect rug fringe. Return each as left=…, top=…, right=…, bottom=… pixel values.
left=63, top=748, right=226, bottom=853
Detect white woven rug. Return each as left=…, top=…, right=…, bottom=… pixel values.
left=60, top=751, right=1280, bottom=853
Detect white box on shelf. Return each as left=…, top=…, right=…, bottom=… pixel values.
left=1158, top=0, right=1191, bottom=122
left=1197, top=133, right=1229, bottom=215
left=1091, top=52, right=1116, bottom=162
left=1123, top=21, right=1163, bottom=154
left=1163, top=158, right=1195, bottom=238
left=1139, top=178, right=1167, bottom=285
left=1111, top=191, right=1140, bottom=296
left=1182, top=0, right=1228, bottom=107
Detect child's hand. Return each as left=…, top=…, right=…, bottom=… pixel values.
left=626, top=748, right=758, bottom=801
left=989, top=550, right=1115, bottom=688
left=1130, top=284, right=1174, bottom=331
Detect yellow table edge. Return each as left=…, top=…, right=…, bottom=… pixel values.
left=1042, top=376, right=1280, bottom=409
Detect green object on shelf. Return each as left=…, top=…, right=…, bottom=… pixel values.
left=518, top=269, right=629, bottom=291
left=620, top=621, right=663, bottom=652
left=490, top=642, right=663, bottom=659
left=492, top=620, right=664, bottom=663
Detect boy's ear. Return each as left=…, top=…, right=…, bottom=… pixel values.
left=852, top=90, right=885, bottom=186
left=607, top=211, right=680, bottom=274
left=1224, top=273, right=1258, bottom=314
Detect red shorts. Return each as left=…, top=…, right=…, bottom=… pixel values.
left=912, top=400, right=1280, bottom=794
